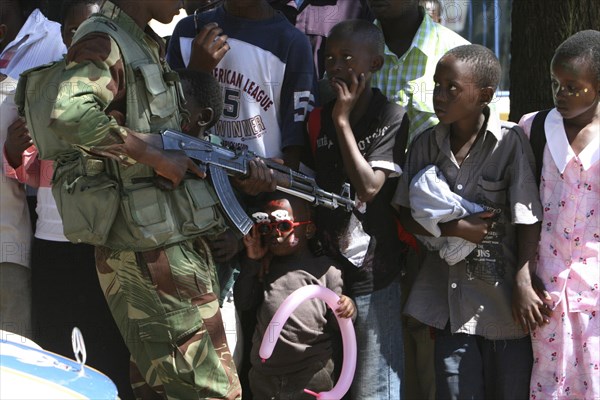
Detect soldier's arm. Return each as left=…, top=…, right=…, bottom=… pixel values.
left=48, top=33, right=204, bottom=186
left=50, top=33, right=127, bottom=148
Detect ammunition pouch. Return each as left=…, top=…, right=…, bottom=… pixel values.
left=53, top=155, right=227, bottom=250
left=52, top=154, right=120, bottom=246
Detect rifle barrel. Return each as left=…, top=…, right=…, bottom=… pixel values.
left=161, top=129, right=355, bottom=211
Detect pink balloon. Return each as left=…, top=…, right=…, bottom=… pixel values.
left=258, top=285, right=356, bottom=400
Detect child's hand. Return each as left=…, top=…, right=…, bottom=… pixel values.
left=453, top=211, right=496, bottom=243
left=531, top=272, right=552, bottom=304
left=243, top=225, right=268, bottom=261
left=511, top=289, right=548, bottom=334
left=243, top=225, right=274, bottom=282
left=335, top=295, right=356, bottom=319
left=511, top=272, right=553, bottom=333
left=331, top=69, right=367, bottom=122
left=4, top=117, right=32, bottom=168
left=189, top=22, right=230, bottom=72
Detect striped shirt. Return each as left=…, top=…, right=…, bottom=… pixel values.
left=372, top=11, right=469, bottom=141
left=0, top=9, right=66, bottom=79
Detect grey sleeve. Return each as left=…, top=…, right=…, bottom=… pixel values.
left=507, top=127, right=543, bottom=224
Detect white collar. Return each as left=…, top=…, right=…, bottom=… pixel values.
left=434, top=106, right=502, bottom=143
left=545, top=108, right=600, bottom=173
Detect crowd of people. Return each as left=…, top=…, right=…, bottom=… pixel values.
left=0, top=0, right=597, bottom=400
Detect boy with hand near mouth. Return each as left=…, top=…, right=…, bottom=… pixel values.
left=313, top=19, right=407, bottom=399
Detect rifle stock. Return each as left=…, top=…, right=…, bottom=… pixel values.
left=161, top=129, right=355, bottom=234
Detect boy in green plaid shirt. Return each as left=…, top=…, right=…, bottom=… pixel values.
left=369, top=0, right=469, bottom=143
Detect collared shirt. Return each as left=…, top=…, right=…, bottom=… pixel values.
left=519, top=110, right=599, bottom=315
left=0, top=9, right=66, bottom=79
left=372, top=10, right=469, bottom=141
left=393, top=109, right=543, bottom=340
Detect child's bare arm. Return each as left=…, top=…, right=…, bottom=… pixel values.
left=511, top=222, right=552, bottom=333
left=331, top=71, right=388, bottom=202
left=398, top=204, right=496, bottom=243
left=397, top=206, right=435, bottom=236
left=439, top=211, right=496, bottom=243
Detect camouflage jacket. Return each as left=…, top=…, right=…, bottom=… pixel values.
left=50, top=0, right=178, bottom=150
left=47, top=1, right=227, bottom=251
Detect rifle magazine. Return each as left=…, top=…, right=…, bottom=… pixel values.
left=210, top=165, right=253, bottom=236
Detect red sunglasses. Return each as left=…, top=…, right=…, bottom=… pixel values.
left=256, top=220, right=312, bottom=235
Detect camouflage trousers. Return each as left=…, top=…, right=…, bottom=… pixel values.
left=95, top=238, right=241, bottom=400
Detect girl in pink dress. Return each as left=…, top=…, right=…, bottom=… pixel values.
left=518, top=30, right=599, bottom=399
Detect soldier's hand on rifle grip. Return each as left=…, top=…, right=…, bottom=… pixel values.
left=233, top=158, right=277, bottom=196
left=155, top=150, right=206, bottom=188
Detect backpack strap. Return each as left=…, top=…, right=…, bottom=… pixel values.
left=530, top=109, right=551, bottom=186
left=307, top=106, right=322, bottom=160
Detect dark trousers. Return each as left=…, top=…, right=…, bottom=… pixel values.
left=249, top=359, right=334, bottom=400
left=434, top=325, right=532, bottom=400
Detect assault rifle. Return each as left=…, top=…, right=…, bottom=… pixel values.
left=161, top=129, right=355, bottom=235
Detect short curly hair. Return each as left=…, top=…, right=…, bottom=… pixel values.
left=328, top=19, right=385, bottom=56
left=553, top=30, right=600, bottom=81
left=443, top=44, right=501, bottom=90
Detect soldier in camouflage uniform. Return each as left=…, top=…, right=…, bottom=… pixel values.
left=46, top=1, right=275, bottom=398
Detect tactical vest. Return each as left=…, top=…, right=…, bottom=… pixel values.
left=22, top=15, right=227, bottom=250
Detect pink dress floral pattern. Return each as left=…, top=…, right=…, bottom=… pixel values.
left=520, top=110, right=599, bottom=400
